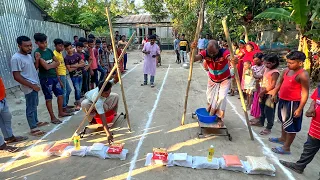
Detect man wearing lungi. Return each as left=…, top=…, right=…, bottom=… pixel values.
left=81, top=75, right=119, bottom=144
left=192, top=40, right=237, bottom=127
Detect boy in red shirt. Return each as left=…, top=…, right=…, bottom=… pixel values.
left=270, top=51, right=310, bottom=154
left=279, top=87, right=320, bottom=174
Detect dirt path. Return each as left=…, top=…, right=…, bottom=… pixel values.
left=0, top=51, right=319, bottom=180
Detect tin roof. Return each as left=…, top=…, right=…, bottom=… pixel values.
left=115, top=15, right=171, bottom=24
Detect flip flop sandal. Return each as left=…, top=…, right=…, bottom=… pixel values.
left=151, top=84, right=155, bottom=88
left=259, top=129, right=271, bottom=135
left=64, top=108, right=76, bottom=113
left=0, top=145, right=19, bottom=153
left=250, top=121, right=263, bottom=127
left=141, top=83, right=147, bottom=86
left=51, top=119, right=63, bottom=124
left=271, top=146, right=291, bottom=155
left=37, top=122, right=49, bottom=127
left=269, top=137, right=285, bottom=145
left=58, top=113, right=73, bottom=118
left=30, top=130, right=46, bottom=137
left=5, top=136, right=28, bottom=144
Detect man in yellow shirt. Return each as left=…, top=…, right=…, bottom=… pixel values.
left=53, top=39, right=73, bottom=114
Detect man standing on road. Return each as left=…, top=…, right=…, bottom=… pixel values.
left=141, top=35, right=160, bottom=88
left=179, top=34, right=189, bottom=64
left=11, top=36, right=48, bottom=136
left=192, top=40, right=237, bottom=128
left=174, top=34, right=180, bottom=64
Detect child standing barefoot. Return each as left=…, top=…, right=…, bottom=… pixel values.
left=252, top=54, right=280, bottom=136
left=250, top=53, right=265, bottom=124
left=243, top=60, right=255, bottom=108
left=270, top=51, right=310, bottom=155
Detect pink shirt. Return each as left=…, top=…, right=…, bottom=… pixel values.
left=262, top=68, right=279, bottom=95
left=90, top=49, right=98, bottom=70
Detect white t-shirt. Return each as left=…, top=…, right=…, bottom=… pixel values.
left=84, top=79, right=115, bottom=114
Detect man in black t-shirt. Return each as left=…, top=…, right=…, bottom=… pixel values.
left=179, top=34, right=189, bottom=63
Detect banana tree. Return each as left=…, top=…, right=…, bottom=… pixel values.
left=255, top=0, right=320, bottom=73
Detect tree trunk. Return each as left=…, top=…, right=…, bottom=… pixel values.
left=243, top=25, right=249, bottom=42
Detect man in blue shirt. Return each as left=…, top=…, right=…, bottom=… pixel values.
left=204, top=33, right=210, bottom=49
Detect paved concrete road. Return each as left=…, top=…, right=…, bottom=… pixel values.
left=0, top=51, right=319, bottom=180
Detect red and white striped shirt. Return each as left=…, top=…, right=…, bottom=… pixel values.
left=309, top=88, right=320, bottom=140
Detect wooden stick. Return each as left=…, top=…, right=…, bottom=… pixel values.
left=222, top=17, right=254, bottom=140
left=106, top=6, right=134, bottom=131
left=181, top=0, right=205, bottom=125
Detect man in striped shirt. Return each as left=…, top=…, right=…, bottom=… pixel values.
left=280, top=87, right=320, bottom=174
left=192, top=40, right=237, bottom=128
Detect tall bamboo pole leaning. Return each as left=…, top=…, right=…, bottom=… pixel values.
left=181, top=0, right=205, bottom=125
left=70, top=30, right=136, bottom=139
left=106, top=6, right=135, bottom=131
left=222, top=17, right=254, bottom=140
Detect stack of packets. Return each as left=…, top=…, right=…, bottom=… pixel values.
left=145, top=149, right=276, bottom=176
left=25, top=142, right=128, bottom=161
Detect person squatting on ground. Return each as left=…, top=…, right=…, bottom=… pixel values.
left=81, top=75, right=120, bottom=145
left=192, top=40, right=238, bottom=128
left=53, top=38, right=74, bottom=114
left=279, top=86, right=320, bottom=174
left=64, top=41, right=85, bottom=111
left=11, top=36, right=48, bottom=136
left=0, top=77, right=28, bottom=152
left=141, top=35, right=160, bottom=88
left=270, top=51, right=310, bottom=155
left=34, top=33, right=72, bottom=124
left=251, top=54, right=280, bottom=136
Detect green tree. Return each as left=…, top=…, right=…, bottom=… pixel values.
left=34, top=0, right=53, bottom=12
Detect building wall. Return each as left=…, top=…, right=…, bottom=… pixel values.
left=0, top=0, right=85, bottom=88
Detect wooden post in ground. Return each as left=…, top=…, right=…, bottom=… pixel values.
left=106, top=6, right=135, bottom=131
left=181, top=0, right=205, bottom=125
left=222, top=17, right=254, bottom=140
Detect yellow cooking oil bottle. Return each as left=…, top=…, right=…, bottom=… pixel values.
left=207, top=145, right=215, bottom=162
left=73, top=134, right=81, bottom=150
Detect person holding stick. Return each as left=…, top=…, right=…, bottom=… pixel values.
left=191, top=40, right=237, bottom=127
left=81, top=75, right=119, bottom=144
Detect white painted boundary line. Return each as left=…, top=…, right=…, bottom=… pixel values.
left=126, top=65, right=171, bottom=180
left=227, top=99, right=295, bottom=180
left=0, top=64, right=139, bottom=172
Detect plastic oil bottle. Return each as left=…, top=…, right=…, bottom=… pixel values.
left=74, top=134, right=81, bottom=150
left=207, top=145, right=215, bottom=162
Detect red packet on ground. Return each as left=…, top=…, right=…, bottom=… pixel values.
left=108, top=143, right=124, bottom=154
left=152, top=148, right=168, bottom=162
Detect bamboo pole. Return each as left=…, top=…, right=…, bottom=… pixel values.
left=181, top=0, right=205, bottom=125
left=222, top=17, right=254, bottom=140
left=106, top=6, right=134, bottom=131
left=70, top=28, right=136, bottom=139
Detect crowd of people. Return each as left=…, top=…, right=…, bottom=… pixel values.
left=190, top=35, right=319, bottom=175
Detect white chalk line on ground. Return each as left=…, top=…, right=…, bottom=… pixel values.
left=0, top=64, right=139, bottom=172
left=197, top=63, right=295, bottom=179
left=227, top=99, right=295, bottom=180
left=126, top=65, right=171, bottom=180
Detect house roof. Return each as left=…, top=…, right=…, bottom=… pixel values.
left=115, top=15, right=171, bottom=24
left=28, top=0, right=51, bottom=20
